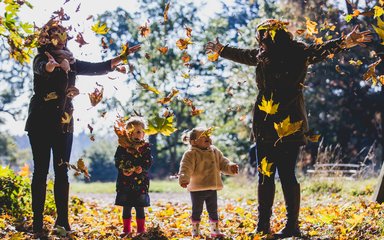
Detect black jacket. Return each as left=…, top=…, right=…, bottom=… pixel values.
left=25, top=53, right=112, bottom=133
left=220, top=38, right=344, bottom=145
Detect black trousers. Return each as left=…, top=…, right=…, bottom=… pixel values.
left=190, top=190, right=218, bottom=222
left=123, top=206, right=145, bottom=219
left=256, top=141, right=300, bottom=186
left=28, top=130, right=73, bottom=229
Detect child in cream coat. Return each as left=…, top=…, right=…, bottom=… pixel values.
left=178, top=127, right=239, bottom=238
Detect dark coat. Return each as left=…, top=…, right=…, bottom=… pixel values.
left=220, top=38, right=344, bottom=145
left=114, top=143, right=153, bottom=207
left=25, top=53, right=112, bottom=133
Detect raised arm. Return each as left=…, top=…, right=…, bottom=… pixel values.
left=305, top=25, right=372, bottom=65
left=206, top=38, right=258, bottom=66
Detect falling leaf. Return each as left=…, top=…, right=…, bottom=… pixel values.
left=304, top=130, right=321, bottom=142
left=157, top=46, right=168, bottom=55
left=139, top=22, right=150, bottom=37
left=305, top=17, right=318, bottom=36
left=258, top=157, right=273, bottom=177
left=157, top=88, right=180, bottom=104
left=76, top=158, right=90, bottom=180
left=226, top=86, right=234, bottom=97
left=349, top=59, right=363, bottom=66
left=258, top=94, right=279, bottom=120
left=101, top=37, right=108, bottom=49
left=44, top=92, right=58, bottom=101
left=374, top=6, right=384, bottom=18
left=75, top=32, right=88, bottom=47
left=372, top=16, right=384, bottom=45
left=181, top=72, right=190, bottom=78
left=273, top=116, right=303, bottom=145
left=185, top=26, right=192, bottom=37
left=75, top=3, right=81, bottom=12
left=335, top=65, right=347, bottom=75
left=137, top=81, right=161, bottom=95
left=182, top=98, right=193, bottom=106
left=363, top=58, right=382, bottom=85
left=145, top=53, right=151, bottom=60
left=145, top=115, right=177, bottom=136
left=200, top=127, right=214, bottom=138
left=378, top=75, right=384, bottom=85
left=296, top=29, right=306, bottom=35
left=191, top=105, right=204, bottom=116
left=207, top=52, right=219, bottom=62
left=61, top=112, right=72, bottom=124
left=176, top=37, right=193, bottom=50
left=88, top=86, right=104, bottom=107
left=87, top=124, right=94, bottom=134
left=91, top=21, right=109, bottom=34
left=181, top=51, right=191, bottom=63
left=163, top=2, right=170, bottom=22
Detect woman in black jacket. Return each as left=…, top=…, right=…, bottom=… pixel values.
left=25, top=19, right=140, bottom=235
left=206, top=19, right=371, bottom=238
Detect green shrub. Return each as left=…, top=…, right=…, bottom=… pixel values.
left=304, top=181, right=342, bottom=194
left=0, top=166, right=31, bottom=218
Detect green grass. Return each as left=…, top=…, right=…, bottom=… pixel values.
left=70, top=175, right=378, bottom=202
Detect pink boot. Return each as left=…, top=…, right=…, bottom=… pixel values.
left=120, top=218, right=131, bottom=237
left=136, top=218, right=145, bottom=234
left=210, top=220, right=225, bottom=238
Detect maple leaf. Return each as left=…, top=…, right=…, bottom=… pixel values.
left=182, top=98, right=193, bottom=106
left=181, top=51, right=191, bottom=63
left=207, top=52, right=219, bottom=62
left=374, top=6, right=384, bottom=18
left=61, top=112, right=72, bottom=124
left=88, top=86, right=104, bottom=107
left=76, top=158, right=90, bottom=180
left=305, top=17, right=318, bottom=36
left=176, top=37, right=193, bottom=50
left=91, top=21, right=109, bottom=35
left=137, top=81, right=161, bottom=95
left=378, top=75, right=384, bottom=85
left=157, top=88, right=180, bottom=104
left=258, top=94, right=279, bottom=120
left=163, top=2, right=170, bottom=22
left=157, top=46, right=168, bottom=55
left=145, top=115, right=177, bottom=136
left=349, top=59, right=363, bottom=66
left=273, top=116, right=303, bottom=146
left=258, top=157, right=273, bottom=177
left=139, top=22, right=150, bottom=37
left=200, top=127, right=214, bottom=138
left=372, top=16, right=384, bottom=45
left=185, top=26, right=192, bottom=37
left=181, top=72, right=190, bottom=79
left=191, top=105, right=204, bottom=116
left=363, top=58, right=382, bottom=85
left=75, top=32, right=88, bottom=47
left=304, top=130, right=321, bottom=142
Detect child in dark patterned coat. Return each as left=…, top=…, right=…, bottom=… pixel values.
left=114, top=117, right=152, bottom=237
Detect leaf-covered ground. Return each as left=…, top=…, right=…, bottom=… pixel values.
left=1, top=183, right=384, bottom=240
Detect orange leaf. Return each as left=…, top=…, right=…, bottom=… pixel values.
left=176, top=38, right=193, bottom=50
left=139, top=22, right=150, bottom=37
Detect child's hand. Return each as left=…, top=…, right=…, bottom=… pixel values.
left=180, top=182, right=189, bottom=188
left=134, top=166, right=142, bottom=174
left=231, top=164, right=239, bottom=174
left=123, top=169, right=133, bottom=176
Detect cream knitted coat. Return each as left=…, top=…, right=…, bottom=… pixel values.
left=178, top=145, right=237, bottom=192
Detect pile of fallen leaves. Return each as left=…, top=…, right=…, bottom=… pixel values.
left=1, top=188, right=384, bottom=239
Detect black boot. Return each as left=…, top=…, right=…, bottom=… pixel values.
left=54, top=182, right=71, bottom=231
left=274, top=183, right=301, bottom=238
left=256, top=183, right=275, bottom=234
left=31, top=181, right=47, bottom=234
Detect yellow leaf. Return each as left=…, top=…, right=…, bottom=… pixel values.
left=207, top=52, right=219, bottom=62
left=157, top=88, right=179, bottom=104
left=144, top=116, right=177, bottom=136
left=91, top=21, right=109, bottom=34
left=176, top=37, right=193, bottom=50
left=163, top=2, right=170, bottom=22
left=363, top=59, right=382, bottom=85
left=157, top=46, right=168, bottom=55
left=258, top=95, right=279, bottom=120
left=258, top=157, right=273, bottom=177
left=374, top=6, right=384, bottom=19
left=305, top=17, right=318, bottom=36
left=200, top=127, right=214, bottom=138
left=138, top=22, right=150, bottom=37
left=372, top=18, right=384, bottom=45
left=137, top=81, right=161, bottom=95
left=273, top=116, right=303, bottom=145
left=61, top=112, right=72, bottom=124
left=349, top=59, right=363, bottom=66
left=181, top=72, right=190, bottom=78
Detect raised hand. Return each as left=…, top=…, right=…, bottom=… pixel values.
left=343, top=25, right=373, bottom=48
left=44, top=51, right=60, bottom=72
left=205, top=37, right=224, bottom=53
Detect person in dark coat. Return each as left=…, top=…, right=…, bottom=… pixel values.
left=206, top=19, right=372, bottom=238
left=25, top=19, right=140, bottom=235
left=114, top=117, right=152, bottom=237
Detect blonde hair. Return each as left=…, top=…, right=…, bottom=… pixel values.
left=126, top=116, right=146, bottom=129
left=181, top=127, right=207, bottom=144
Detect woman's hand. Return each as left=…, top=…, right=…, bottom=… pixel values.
left=111, top=43, right=141, bottom=69
left=134, top=166, right=142, bottom=174
left=44, top=52, right=60, bottom=72
left=205, top=37, right=224, bottom=53
left=343, top=25, right=372, bottom=49
left=60, top=58, right=71, bottom=73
